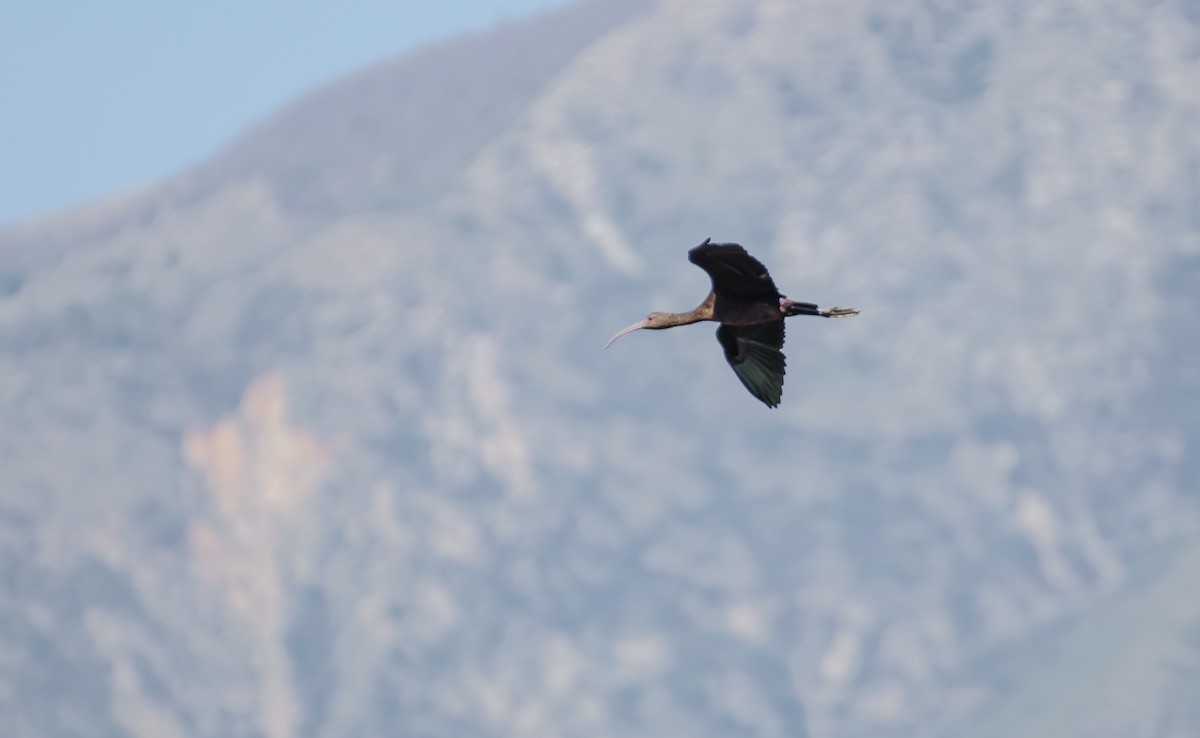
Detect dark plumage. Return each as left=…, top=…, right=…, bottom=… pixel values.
left=605, top=238, right=858, bottom=407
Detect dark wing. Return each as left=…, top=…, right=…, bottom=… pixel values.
left=715, top=321, right=787, bottom=408
left=688, top=238, right=783, bottom=301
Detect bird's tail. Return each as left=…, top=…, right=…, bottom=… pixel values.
left=781, top=299, right=859, bottom=318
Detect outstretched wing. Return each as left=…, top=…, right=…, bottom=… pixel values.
left=688, top=238, right=783, bottom=301
left=715, top=321, right=787, bottom=408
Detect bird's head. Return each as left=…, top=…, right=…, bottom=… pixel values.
left=604, top=312, right=675, bottom=349
left=643, top=311, right=676, bottom=329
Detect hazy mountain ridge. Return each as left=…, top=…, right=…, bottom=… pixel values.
left=2, top=0, right=1199, bottom=736
left=0, top=0, right=650, bottom=275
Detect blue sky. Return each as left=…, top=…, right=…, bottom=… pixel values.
left=0, top=0, right=574, bottom=227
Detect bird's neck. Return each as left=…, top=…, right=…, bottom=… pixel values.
left=668, top=295, right=715, bottom=326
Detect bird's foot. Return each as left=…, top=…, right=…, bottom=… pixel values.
left=819, top=306, right=859, bottom=318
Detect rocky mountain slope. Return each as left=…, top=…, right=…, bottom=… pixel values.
left=2, top=0, right=1198, bottom=736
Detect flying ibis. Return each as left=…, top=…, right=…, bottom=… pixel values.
left=604, top=238, right=858, bottom=408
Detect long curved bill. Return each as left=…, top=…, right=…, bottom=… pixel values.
left=604, top=320, right=648, bottom=349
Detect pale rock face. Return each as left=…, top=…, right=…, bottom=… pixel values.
left=1, top=0, right=1199, bottom=737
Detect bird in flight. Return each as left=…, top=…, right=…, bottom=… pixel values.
left=605, top=238, right=858, bottom=408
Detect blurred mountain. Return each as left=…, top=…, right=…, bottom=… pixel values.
left=2, top=0, right=1199, bottom=736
